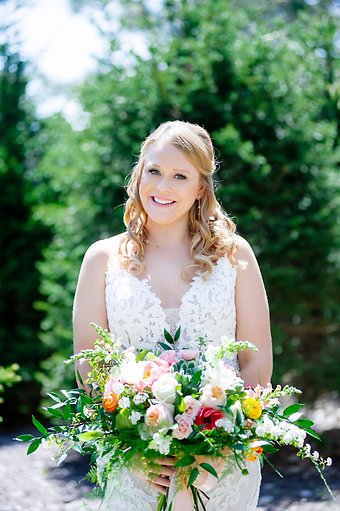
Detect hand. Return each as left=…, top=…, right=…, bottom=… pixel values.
left=194, top=449, right=230, bottom=492
left=133, top=456, right=177, bottom=495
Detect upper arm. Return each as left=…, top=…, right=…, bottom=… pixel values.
left=234, top=235, right=273, bottom=384
left=73, top=239, right=110, bottom=356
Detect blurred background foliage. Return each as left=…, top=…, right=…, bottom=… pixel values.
left=0, top=0, right=339, bottom=425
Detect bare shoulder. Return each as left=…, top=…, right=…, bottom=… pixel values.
left=233, top=234, right=258, bottom=269
left=83, top=232, right=126, bottom=269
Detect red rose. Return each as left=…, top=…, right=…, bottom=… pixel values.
left=194, top=406, right=224, bottom=431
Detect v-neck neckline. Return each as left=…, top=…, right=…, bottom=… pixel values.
left=114, top=256, right=226, bottom=314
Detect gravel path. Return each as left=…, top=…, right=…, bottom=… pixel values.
left=0, top=426, right=339, bottom=510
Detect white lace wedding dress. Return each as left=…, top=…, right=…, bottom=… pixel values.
left=100, top=255, right=261, bottom=510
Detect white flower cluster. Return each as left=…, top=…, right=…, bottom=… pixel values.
left=129, top=411, right=142, bottom=425
left=133, top=393, right=148, bottom=405
left=303, top=444, right=332, bottom=467
left=255, top=414, right=306, bottom=448
left=149, top=433, right=172, bottom=455
left=215, top=417, right=234, bottom=433
left=118, top=396, right=130, bottom=408
left=110, top=381, right=125, bottom=394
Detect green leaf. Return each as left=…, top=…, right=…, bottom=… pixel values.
left=56, top=452, right=68, bottom=466
left=76, top=370, right=84, bottom=387
left=63, top=402, right=71, bottom=420
left=72, top=443, right=83, bottom=454
left=199, top=462, right=218, bottom=479
left=187, top=467, right=199, bottom=487
left=136, top=350, right=149, bottom=361
left=305, top=427, right=321, bottom=441
left=175, top=395, right=186, bottom=413
left=27, top=438, right=42, bottom=455
left=60, top=390, right=72, bottom=399
left=163, top=329, right=174, bottom=345
left=15, top=434, right=35, bottom=443
left=188, top=370, right=202, bottom=389
left=46, top=392, right=62, bottom=403
left=116, top=409, right=134, bottom=430
left=90, top=451, right=100, bottom=465
left=77, top=431, right=105, bottom=441
left=294, top=418, right=314, bottom=428
left=158, top=342, right=172, bottom=351
left=261, top=443, right=279, bottom=454
left=48, top=401, right=66, bottom=409
left=282, top=403, right=304, bottom=417
left=175, top=455, right=195, bottom=467
left=46, top=407, right=64, bottom=418
left=32, top=415, right=48, bottom=435
left=174, top=326, right=181, bottom=342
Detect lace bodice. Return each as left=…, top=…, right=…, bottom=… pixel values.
left=102, top=255, right=261, bottom=510
left=106, top=256, right=237, bottom=361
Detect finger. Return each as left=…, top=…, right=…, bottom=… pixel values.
left=138, top=474, right=168, bottom=495
left=149, top=474, right=172, bottom=488
left=150, top=482, right=168, bottom=495
left=154, top=457, right=176, bottom=466
left=157, top=466, right=176, bottom=478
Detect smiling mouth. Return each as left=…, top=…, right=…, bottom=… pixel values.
left=151, top=196, right=176, bottom=205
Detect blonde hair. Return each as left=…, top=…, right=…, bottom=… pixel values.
left=119, top=120, right=237, bottom=278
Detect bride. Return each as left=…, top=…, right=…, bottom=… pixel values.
left=73, top=120, right=273, bottom=510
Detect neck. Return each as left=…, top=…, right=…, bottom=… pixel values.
left=145, top=219, right=191, bottom=250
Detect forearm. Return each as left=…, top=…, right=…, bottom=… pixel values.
left=240, top=356, right=273, bottom=388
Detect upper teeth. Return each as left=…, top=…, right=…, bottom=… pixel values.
left=153, top=197, right=174, bottom=205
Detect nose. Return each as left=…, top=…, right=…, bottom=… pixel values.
left=155, top=175, right=173, bottom=194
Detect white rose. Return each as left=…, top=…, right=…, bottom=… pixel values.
left=120, top=357, right=144, bottom=385
left=151, top=373, right=178, bottom=405
left=202, top=359, right=238, bottom=390
left=200, top=384, right=226, bottom=407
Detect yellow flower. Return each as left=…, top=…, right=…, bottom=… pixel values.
left=244, top=445, right=263, bottom=462
left=242, top=398, right=262, bottom=420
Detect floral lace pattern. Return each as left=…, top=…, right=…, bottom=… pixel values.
left=102, top=255, right=261, bottom=510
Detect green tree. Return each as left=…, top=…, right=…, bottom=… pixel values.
left=35, top=0, right=339, bottom=400
left=0, top=45, right=50, bottom=423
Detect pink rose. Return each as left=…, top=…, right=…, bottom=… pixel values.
left=183, top=396, right=201, bottom=420
left=178, top=349, right=199, bottom=361
left=141, top=359, right=170, bottom=387
left=173, top=415, right=193, bottom=440
left=160, top=350, right=178, bottom=365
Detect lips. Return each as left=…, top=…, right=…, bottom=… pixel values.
left=151, top=196, right=176, bottom=206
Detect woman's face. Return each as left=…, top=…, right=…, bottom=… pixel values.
left=139, top=139, right=204, bottom=229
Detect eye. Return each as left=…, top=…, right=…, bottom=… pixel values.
left=148, top=168, right=160, bottom=175
left=174, top=173, right=187, bottom=180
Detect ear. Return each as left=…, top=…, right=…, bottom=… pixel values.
left=197, top=185, right=205, bottom=198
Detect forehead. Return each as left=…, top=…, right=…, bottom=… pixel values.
left=144, top=139, right=199, bottom=174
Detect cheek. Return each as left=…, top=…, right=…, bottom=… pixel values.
left=139, top=173, right=151, bottom=197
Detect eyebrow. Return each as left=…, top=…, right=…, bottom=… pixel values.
left=145, top=163, right=190, bottom=174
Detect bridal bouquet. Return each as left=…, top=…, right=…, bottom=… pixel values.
left=17, top=324, right=334, bottom=509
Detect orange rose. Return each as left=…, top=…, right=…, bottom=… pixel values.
left=245, top=445, right=263, bottom=462
left=242, top=398, right=262, bottom=420
left=102, top=392, right=118, bottom=412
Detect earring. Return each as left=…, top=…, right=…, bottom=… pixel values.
left=197, top=196, right=201, bottom=216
